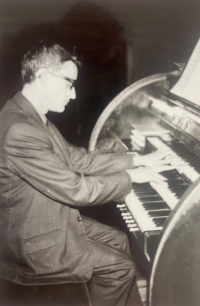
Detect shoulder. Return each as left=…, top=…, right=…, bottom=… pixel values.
left=5, top=121, right=49, bottom=144
left=3, top=122, right=51, bottom=157
left=1, top=98, right=47, bottom=140
left=1, top=98, right=28, bottom=121
left=0, top=98, right=30, bottom=136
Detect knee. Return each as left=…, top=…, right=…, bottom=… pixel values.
left=115, top=230, right=130, bottom=253
left=126, top=258, right=136, bottom=280
left=118, top=257, right=136, bottom=282
left=117, top=229, right=128, bottom=241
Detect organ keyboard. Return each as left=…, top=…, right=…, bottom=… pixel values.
left=88, top=70, right=200, bottom=265
left=125, top=133, right=200, bottom=231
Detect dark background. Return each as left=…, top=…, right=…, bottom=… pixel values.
left=0, top=0, right=200, bottom=147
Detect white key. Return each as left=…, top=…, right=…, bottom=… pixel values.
left=150, top=182, right=178, bottom=209
left=125, top=191, right=163, bottom=232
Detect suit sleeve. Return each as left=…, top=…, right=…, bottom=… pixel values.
left=49, top=122, right=134, bottom=175
left=66, top=142, right=134, bottom=176
left=4, top=122, right=132, bottom=207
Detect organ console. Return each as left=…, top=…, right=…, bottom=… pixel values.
left=88, top=70, right=200, bottom=305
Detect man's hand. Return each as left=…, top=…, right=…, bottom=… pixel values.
left=126, top=168, right=167, bottom=185
left=147, top=165, right=175, bottom=173
left=133, top=147, right=172, bottom=167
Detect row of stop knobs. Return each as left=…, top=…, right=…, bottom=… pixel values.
left=116, top=204, right=139, bottom=232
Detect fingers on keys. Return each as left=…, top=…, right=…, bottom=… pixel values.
left=148, top=170, right=168, bottom=186
left=150, top=165, right=175, bottom=173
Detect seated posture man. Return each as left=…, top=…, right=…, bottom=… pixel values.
left=0, top=41, right=171, bottom=306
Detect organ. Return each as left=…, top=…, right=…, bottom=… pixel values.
left=88, top=68, right=200, bottom=305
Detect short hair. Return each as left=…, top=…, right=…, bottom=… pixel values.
left=21, top=40, right=79, bottom=84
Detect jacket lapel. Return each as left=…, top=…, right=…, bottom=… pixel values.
left=46, top=120, right=71, bottom=163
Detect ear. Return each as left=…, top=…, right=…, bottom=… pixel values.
left=35, top=68, right=47, bottom=78
left=35, top=68, right=49, bottom=86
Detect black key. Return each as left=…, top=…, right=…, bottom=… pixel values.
left=137, top=195, right=163, bottom=201
left=148, top=210, right=171, bottom=217
left=143, top=203, right=169, bottom=210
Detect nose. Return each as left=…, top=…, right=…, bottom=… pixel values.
left=70, top=86, right=76, bottom=99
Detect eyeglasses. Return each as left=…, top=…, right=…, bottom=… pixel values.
left=47, top=70, right=75, bottom=89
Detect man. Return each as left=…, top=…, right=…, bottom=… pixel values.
left=0, top=41, right=171, bottom=306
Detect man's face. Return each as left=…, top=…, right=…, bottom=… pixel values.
left=43, top=60, right=78, bottom=113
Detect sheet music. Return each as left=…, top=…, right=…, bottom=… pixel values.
left=170, top=38, right=200, bottom=106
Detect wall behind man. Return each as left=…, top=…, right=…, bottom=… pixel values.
left=0, top=0, right=200, bottom=147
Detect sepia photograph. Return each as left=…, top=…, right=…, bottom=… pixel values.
left=0, top=0, right=200, bottom=305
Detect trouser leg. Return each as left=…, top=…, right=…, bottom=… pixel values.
left=82, top=216, right=137, bottom=306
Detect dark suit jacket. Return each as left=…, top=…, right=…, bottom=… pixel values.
left=0, top=92, right=133, bottom=285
